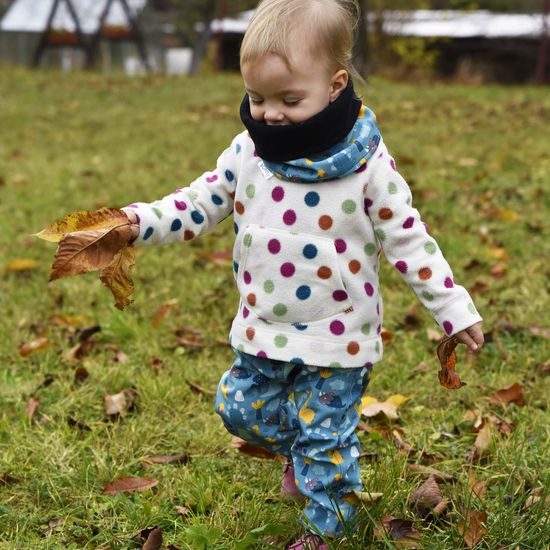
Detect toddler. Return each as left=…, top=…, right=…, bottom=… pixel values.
left=122, top=0, right=484, bottom=547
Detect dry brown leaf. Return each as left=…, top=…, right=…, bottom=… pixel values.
left=142, top=527, right=163, bottom=550
left=381, top=328, right=394, bottom=344
left=25, top=397, right=40, bottom=419
left=529, top=326, right=550, bottom=339
left=466, top=422, right=492, bottom=463
left=143, top=454, right=190, bottom=465
left=361, top=401, right=399, bottom=420
left=408, top=475, right=448, bottom=519
left=486, top=411, right=515, bottom=436
left=535, top=360, right=550, bottom=376
left=186, top=380, right=216, bottom=396
left=374, top=516, right=422, bottom=548
left=19, top=337, right=50, bottom=357
left=410, top=362, right=431, bottom=375
left=104, top=389, right=137, bottom=418
left=470, top=479, right=488, bottom=500
left=175, top=505, right=192, bottom=517
left=458, top=509, right=487, bottom=548
left=4, top=258, right=40, bottom=272
left=73, top=366, right=89, bottom=385
left=102, top=476, right=159, bottom=495
left=489, top=263, right=507, bottom=278
left=151, top=299, right=178, bottom=327
left=525, top=487, right=550, bottom=509
left=406, top=465, right=455, bottom=483
left=489, top=383, right=525, bottom=407
left=99, top=240, right=135, bottom=310
left=174, top=326, right=205, bottom=350
left=437, top=336, right=466, bottom=389
left=230, top=436, right=280, bottom=460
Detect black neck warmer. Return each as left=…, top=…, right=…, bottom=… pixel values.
left=239, top=80, right=362, bottom=162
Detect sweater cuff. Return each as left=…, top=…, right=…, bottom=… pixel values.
left=431, top=292, right=483, bottom=336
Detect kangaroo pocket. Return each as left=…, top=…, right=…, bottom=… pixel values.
left=237, top=224, right=353, bottom=324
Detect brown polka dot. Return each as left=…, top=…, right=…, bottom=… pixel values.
left=318, top=215, right=333, bottom=230
left=419, top=267, right=432, bottom=280
left=184, top=230, right=195, bottom=241
left=246, top=327, right=255, bottom=340
left=349, top=260, right=361, bottom=274
left=347, top=341, right=360, bottom=355
left=235, top=201, right=245, bottom=215
left=317, top=266, right=332, bottom=279
left=247, top=293, right=256, bottom=306
left=379, top=208, right=393, bottom=220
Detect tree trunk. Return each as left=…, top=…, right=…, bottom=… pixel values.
left=353, top=0, right=370, bottom=79
left=190, top=0, right=216, bottom=75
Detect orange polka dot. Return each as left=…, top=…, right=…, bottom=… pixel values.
left=419, top=267, right=432, bottom=280
left=247, top=293, right=256, bottom=306
left=235, top=201, right=245, bottom=215
left=184, top=230, right=195, bottom=241
left=318, top=215, right=333, bottom=230
left=379, top=208, right=393, bottom=220
left=317, top=266, right=332, bottom=279
left=246, top=327, right=255, bottom=340
left=347, top=341, right=360, bottom=355
left=349, top=260, right=361, bottom=274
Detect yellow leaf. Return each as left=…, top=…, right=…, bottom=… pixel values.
left=361, top=401, right=399, bottom=420
left=34, top=208, right=130, bottom=242
left=361, top=396, right=378, bottom=409
left=385, top=394, right=412, bottom=407
left=100, top=246, right=135, bottom=310
left=496, top=210, right=519, bottom=222
left=487, top=247, right=510, bottom=261
left=4, top=258, right=40, bottom=272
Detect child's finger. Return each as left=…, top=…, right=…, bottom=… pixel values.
left=457, top=332, right=478, bottom=352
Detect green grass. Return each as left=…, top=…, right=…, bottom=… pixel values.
left=0, top=66, right=549, bottom=549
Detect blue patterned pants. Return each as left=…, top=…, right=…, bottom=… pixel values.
left=215, top=350, right=372, bottom=538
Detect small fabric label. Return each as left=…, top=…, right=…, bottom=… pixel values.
left=257, top=160, right=274, bottom=180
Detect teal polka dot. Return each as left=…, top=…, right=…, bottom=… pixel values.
left=388, top=182, right=398, bottom=194
left=361, top=323, right=371, bottom=335
left=375, top=229, right=386, bottom=241
left=422, top=290, right=434, bottom=301
left=468, top=303, right=477, bottom=315
left=273, top=304, right=287, bottom=316
left=246, top=184, right=255, bottom=199
left=274, top=335, right=288, bottom=348
left=264, top=280, right=275, bottom=293
left=342, top=200, right=357, bottom=214
left=243, top=234, right=252, bottom=247
left=364, top=243, right=376, bottom=256
left=424, top=242, right=437, bottom=254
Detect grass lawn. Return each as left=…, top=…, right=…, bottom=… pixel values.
left=0, top=67, right=548, bottom=549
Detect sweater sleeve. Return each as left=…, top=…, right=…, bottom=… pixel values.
left=122, top=134, right=241, bottom=247
left=365, top=142, right=482, bottom=336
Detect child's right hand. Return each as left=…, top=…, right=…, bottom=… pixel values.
left=123, top=209, right=140, bottom=241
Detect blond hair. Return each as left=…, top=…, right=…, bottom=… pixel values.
left=240, top=0, right=360, bottom=78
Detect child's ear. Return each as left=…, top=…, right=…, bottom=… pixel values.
left=329, top=70, right=349, bottom=102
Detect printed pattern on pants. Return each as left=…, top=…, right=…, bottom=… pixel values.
left=215, top=350, right=372, bottom=538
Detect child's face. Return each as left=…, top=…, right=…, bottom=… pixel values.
left=241, top=52, right=348, bottom=126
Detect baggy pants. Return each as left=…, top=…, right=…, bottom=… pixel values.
left=215, top=350, right=372, bottom=537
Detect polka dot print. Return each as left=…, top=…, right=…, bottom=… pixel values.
left=342, top=200, right=357, bottom=214
left=305, top=192, right=320, bottom=207
left=379, top=208, right=393, bottom=220
left=319, top=215, right=333, bottom=230
left=335, top=239, right=347, bottom=253
left=283, top=210, right=297, bottom=225
left=280, top=263, right=296, bottom=277
left=317, top=266, right=332, bottom=279
left=268, top=239, right=281, bottom=254
left=303, top=244, right=318, bottom=259
left=419, top=267, right=432, bottom=281
left=235, top=202, right=245, bottom=215
left=272, top=187, right=284, bottom=201
left=349, top=260, right=361, bottom=274
left=296, top=286, right=311, bottom=300
left=171, top=219, right=182, bottom=231
left=330, top=321, right=345, bottom=336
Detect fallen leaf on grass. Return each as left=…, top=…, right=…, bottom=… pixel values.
left=458, top=509, right=487, bottom=548
left=489, top=383, right=525, bottom=407
left=19, top=337, right=50, bottom=357
left=528, top=326, right=550, bottom=339
left=4, top=258, right=40, bottom=272
left=186, top=380, right=216, bottom=396
left=67, top=417, right=91, bottom=431
left=230, top=437, right=280, bottom=460
left=151, top=299, right=179, bottom=327
left=374, top=516, right=422, bottom=548
left=466, top=422, right=492, bottom=463
left=25, top=397, right=40, bottom=419
left=410, top=362, right=431, bottom=376
left=343, top=490, right=384, bottom=506
left=174, top=326, right=205, bottom=351
left=406, top=465, right=455, bottom=483
left=104, top=388, right=138, bottom=419
left=35, top=208, right=135, bottom=309
left=535, top=360, right=550, bottom=376
left=73, top=366, right=89, bottom=385
left=142, top=527, right=163, bottom=550
left=175, top=505, right=192, bottom=517
left=381, top=328, right=395, bottom=344
left=102, top=476, right=159, bottom=495
left=0, top=473, right=18, bottom=486
left=437, top=336, right=466, bottom=389
left=469, top=478, right=488, bottom=500
left=361, top=394, right=411, bottom=420
left=486, top=411, right=515, bottom=436
left=525, top=487, right=550, bottom=509
left=408, top=475, right=448, bottom=519
left=143, top=454, right=190, bottom=465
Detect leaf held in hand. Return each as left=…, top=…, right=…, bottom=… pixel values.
left=99, top=245, right=135, bottom=310
left=437, top=336, right=466, bottom=389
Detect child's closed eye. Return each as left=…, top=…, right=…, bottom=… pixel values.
left=284, top=99, right=301, bottom=106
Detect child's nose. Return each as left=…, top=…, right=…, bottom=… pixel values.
left=264, top=106, right=285, bottom=124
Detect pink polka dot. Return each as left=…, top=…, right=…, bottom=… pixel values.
left=268, top=239, right=281, bottom=254
left=283, top=209, right=297, bottom=225
left=243, top=306, right=250, bottom=319
left=376, top=303, right=380, bottom=315
left=377, top=324, right=382, bottom=334
left=396, top=260, right=408, bottom=273
left=355, top=162, right=367, bottom=173
left=335, top=239, right=347, bottom=253
left=280, top=263, right=296, bottom=277
left=244, top=271, right=252, bottom=284
left=330, top=321, right=345, bottom=335
left=174, top=200, right=187, bottom=211
left=332, top=290, right=348, bottom=302
left=403, top=217, right=414, bottom=229
left=364, top=198, right=373, bottom=214
left=364, top=283, right=374, bottom=297
left=443, top=321, right=453, bottom=335
left=444, top=277, right=454, bottom=288
left=272, top=186, right=285, bottom=202
left=390, top=158, right=397, bottom=171
left=423, top=222, right=429, bottom=233
left=257, top=351, right=267, bottom=358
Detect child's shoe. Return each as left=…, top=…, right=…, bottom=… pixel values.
left=287, top=533, right=329, bottom=550
left=281, top=458, right=306, bottom=501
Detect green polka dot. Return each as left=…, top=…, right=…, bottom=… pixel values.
left=388, top=181, right=398, bottom=194
left=422, top=290, right=434, bottom=301
left=375, top=229, right=386, bottom=241
left=189, top=190, right=199, bottom=200
left=264, top=280, right=274, bottom=293
left=273, top=304, right=287, bottom=316
left=375, top=342, right=380, bottom=353
left=468, top=303, right=477, bottom=315
left=361, top=323, right=371, bottom=335
left=246, top=184, right=256, bottom=199
left=364, top=243, right=376, bottom=256
left=152, top=207, right=163, bottom=219
left=274, top=335, right=288, bottom=348
left=424, top=242, right=437, bottom=254
left=342, top=200, right=357, bottom=214
left=329, top=362, right=342, bottom=368
left=243, top=234, right=252, bottom=247
left=406, top=197, right=412, bottom=206
left=237, top=344, right=244, bottom=352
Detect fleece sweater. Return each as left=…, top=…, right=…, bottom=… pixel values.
left=124, top=131, right=482, bottom=368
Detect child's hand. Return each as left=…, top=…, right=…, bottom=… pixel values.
left=124, top=209, right=140, bottom=241
left=454, top=322, right=484, bottom=353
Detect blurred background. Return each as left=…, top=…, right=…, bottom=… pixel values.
left=0, top=0, right=548, bottom=84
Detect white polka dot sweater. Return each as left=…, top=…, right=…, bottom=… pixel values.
left=124, top=131, right=482, bottom=368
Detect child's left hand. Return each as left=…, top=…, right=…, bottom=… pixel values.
left=454, top=322, right=484, bottom=352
